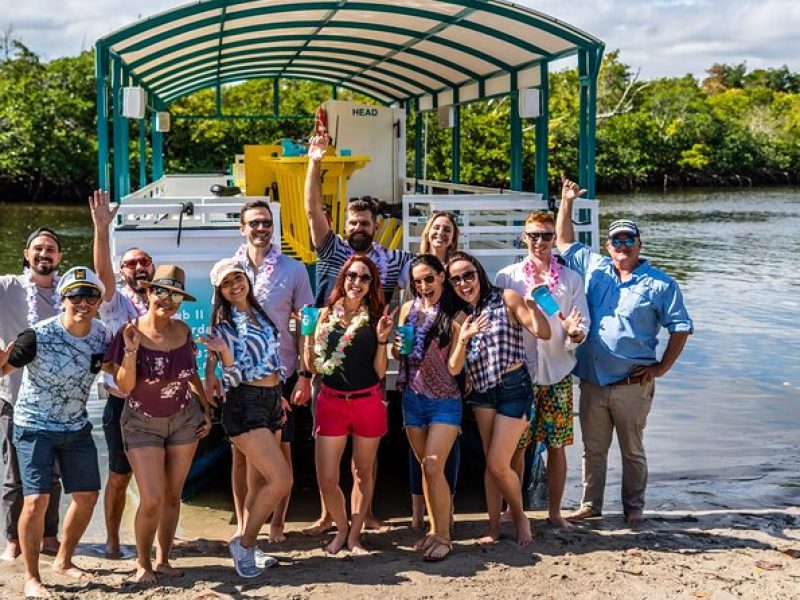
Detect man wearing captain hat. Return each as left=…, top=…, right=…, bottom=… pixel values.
left=0, top=266, right=112, bottom=598
left=555, top=178, right=693, bottom=526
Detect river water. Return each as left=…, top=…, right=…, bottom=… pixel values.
left=1, top=187, right=798, bottom=543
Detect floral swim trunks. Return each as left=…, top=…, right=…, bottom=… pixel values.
left=517, top=374, right=574, bottom=449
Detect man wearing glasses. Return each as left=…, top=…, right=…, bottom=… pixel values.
left=90, top=190, right=156, bottom=558
left=556, top=178, right=693, bottom=525
left=0, top=267, right=111, bottom=599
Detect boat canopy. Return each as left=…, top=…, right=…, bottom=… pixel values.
left=95, top=0, right=604, bottom=199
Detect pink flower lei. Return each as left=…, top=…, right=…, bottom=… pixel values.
left=23, top=268, right=61, bottom=326
left=313, top=304, right=370, bottom=376
left=235, top=243, right=281, bottom=306
left=522, top=255, right=562, bottom=295
left=120, top=284, right=148, bottom=316
left=407, top=297, right=438, bottom=360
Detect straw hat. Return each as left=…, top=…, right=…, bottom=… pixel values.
left=141, top=264, right=197, bottom=301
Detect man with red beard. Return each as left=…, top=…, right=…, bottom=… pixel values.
left=0, top=228, right=64, bottom=561
left=90, top=190, right=157, bottom=557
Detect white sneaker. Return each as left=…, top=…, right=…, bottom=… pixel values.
left=255, top=548, right=278, bottom=569
left=229, top=537, right=262, bottom=578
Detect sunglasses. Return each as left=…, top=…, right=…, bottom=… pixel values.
left=610, top=236, right=637, bottom=249
left=151, top=287, right=185, bottom=303
left=121, top=256, right=152, bottom=269
left=345, top=271, right=373, bottom=284
left=523, top=231, right=555, bottom=242
left=449, top=270, right=477, bottom=286
left=412, top=274, right=437, bottom=287
left=247, top=219, right=273, bottom=229
left=66, top=294, right=101, bottom=306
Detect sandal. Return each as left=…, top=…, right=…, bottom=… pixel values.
left=423, top=538, right=452, bottom=562
left=414, top=534, right=435, bottom=553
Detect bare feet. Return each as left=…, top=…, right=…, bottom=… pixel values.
left=323, top=530, right=348, bottom=555
left=133, top=566, right=158, bottom=584
left=410, top=516, right=424, bottom=531
left=23, top=578, right=53, bottom=598
left=0, top=539, right=20, bottom=562
left=40, top=536, right=60, bottom=557
left=499, top=509, right=514, bottom=525
left=302, top=517, right=334, bottom=536
left=566, top=506, right=601, bottom=522
left=625, top=510, right=646, bottom=526
left=515, top=516, right=534, bottom=546
left=476, top=528, right=499, bottom=546
left=348, top=541, right=371, bottom=556
left=268, top=524, right=286, bottom=543
left=155, top=562, right=184, bottom=577
left=51, top=561, right=95, bottom=582
left=546, top=514, right=574, bottom=529
left=364, top=515, right=386, bottom=531
left=105, top=543, right=122, bottom=559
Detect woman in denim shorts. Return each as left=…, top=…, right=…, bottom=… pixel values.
left=304, top=256, right=395, bottom=555
left=396, top=254, right=463, bottom=561
left=446, top=252, right=551, bottom=546
left=200, top=258, right=292, bottom=578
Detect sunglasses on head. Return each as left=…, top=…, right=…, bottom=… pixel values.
left=523, top=231, right=555, bottom=242
left=412, top=274, right=437, bottom=287
left=247, top=219, right=273, bottom=229
left=151, top=287, right=185, bottom=303
left=121, top=256, right=152, bottom=269
left=345, top=271, right=373, bottom=284
left=610, top=236, right=637, bottom=249
left=66, top=294, right=101, bottom=306
left=449, top=270, right=477, bottom=286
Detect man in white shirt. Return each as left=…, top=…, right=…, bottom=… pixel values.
left=495, top=211, right=589, bottom=527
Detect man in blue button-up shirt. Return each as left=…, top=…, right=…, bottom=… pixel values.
left=556, top=178, right=693, bottom=525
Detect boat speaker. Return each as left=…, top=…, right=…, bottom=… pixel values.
left=519, top=88, right=541, bottom=119
left=122, top=87, right=147, bottom=119
left=155, top=112, right=170, bottom=132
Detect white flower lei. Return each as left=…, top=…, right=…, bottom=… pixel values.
left=235, top=243, right=281, bottom=306
left=23, top=268, right=60, bottom=327
left=313, top=304, right=370, bottom=376
left=344, top=242, right=388, bottom=287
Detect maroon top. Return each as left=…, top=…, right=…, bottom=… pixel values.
left=105, top=332, right=197, bottom=418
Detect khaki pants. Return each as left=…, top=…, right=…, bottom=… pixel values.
left=578, top=380, right=655, bottom=515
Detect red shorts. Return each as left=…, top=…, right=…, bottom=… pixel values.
left=315, top=383, right=387, bottom=438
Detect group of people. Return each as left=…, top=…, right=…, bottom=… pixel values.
left=0, top=132, right=693, bottom=597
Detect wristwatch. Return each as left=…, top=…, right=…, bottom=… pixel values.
left=297, top=370, right=313, bottom=379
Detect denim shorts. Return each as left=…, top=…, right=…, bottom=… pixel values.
left=402, top=388, right=462, bottom=430
left=466, top=365, right=535, bottom=420
left=222, top=383, right=284, bottom=438
left=13, top=423, right=100, bottom=495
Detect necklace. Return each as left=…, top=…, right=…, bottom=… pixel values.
left=314, top=303, right=370, bottom=376
left=235, top=244, right=281, bottom=306
left=407, top=297, right=438, bottom=360
left=23, top=268, right=60, bottom=327
left=522, top=254, right=562, bottom=295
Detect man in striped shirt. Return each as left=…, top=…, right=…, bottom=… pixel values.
left=304, top=132, right=411, bottom=307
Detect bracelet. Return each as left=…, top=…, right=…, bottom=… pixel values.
left=297, top=370, right=313, bottom=378
left=123, top=347, right=138, bottom=356
left=378, top=340, right=390, bottom=345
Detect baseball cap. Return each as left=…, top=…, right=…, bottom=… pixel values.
left=210, top=258, right=247, bottom=287
left=607, top=219, right=641, bottom=238
left=57, top=266, right=105, bottom=297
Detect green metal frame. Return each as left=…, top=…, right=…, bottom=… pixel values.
left=96, top=0, right=604, bottom=199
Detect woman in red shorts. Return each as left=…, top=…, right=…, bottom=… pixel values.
left=304, top=255, right=395, bottom=555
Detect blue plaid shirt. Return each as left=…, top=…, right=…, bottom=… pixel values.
left=561, top=242, right=693, bottom=386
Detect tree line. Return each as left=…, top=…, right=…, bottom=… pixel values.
left=1, top=37, right=799, bottom=202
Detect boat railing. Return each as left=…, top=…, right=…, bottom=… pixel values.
left=405, top=178, right=527, bottom=196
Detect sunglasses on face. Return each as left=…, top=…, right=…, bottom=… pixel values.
left=610, top=236, right=637, bottom=249
left=449, top=270, right=477, bottom=286
left=121, top=256, right=153, bottom=269
left=413, top=274, right=437, bottom=287
left=151, top=287, right=184, bottom=303
left=66, top=294, right=101, bottom=306
left=345, top=271, right=373, bottom=284
left=523, top=231, right=555, bottom=242
left=247, top=219, right=273, bottom=229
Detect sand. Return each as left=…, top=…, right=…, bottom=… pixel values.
left=1, top=508, right=798, bottom=600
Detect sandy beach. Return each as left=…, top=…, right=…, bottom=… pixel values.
left=1, top=507, right=798, bottom=599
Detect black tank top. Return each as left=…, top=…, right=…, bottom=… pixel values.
left=321, top=321, right=379, bottom=391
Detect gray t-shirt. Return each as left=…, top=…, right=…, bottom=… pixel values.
left=98, top=289, right=142, bottom=392
left=0, top=274, right=59, bottom=407
left=9, top=316, right=112, bottom=432
left=240, top=253, right=314, bottom=377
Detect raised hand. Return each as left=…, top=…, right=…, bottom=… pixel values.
left=0, top=342, right=14, bottom=369
left=307, top=132, right=329, bottom=162
left=561, top=307, right=585, bottom=339
left=458, top=313, right=490, bottom=344
left=123, top=319, right=141, bottom=351
left=88, top=189, right=119, bottom=229
left=376, top=306, right=399, bottom=342
left=560, top=175, right=587, bottom=203
left=196, top=333, right=228, bottom=353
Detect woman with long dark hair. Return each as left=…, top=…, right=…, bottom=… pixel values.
left=396, top=254, right=463, bottom=561
left=446, top=252, right=551, bottom=546
left=304, top=255, right=395, bottom=555
left=199, top=258, right=292, bottom=578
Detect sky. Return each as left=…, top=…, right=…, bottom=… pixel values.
left=2, top=0, right=799, bottom=79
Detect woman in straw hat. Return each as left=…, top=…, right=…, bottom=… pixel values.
left=105, top=264, right=214, bottom=584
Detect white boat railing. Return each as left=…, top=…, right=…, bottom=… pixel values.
left=405, top=178, right=527, bottom=196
